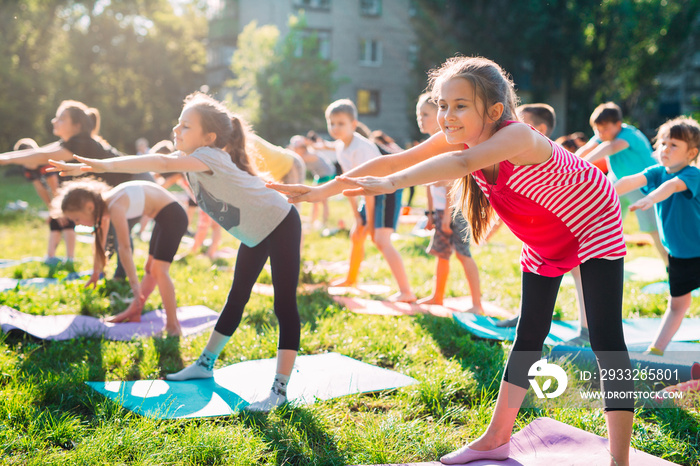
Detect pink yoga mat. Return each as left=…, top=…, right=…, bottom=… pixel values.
left=333, top=296, right=514, bottom=319
left=0, top=305, right=218, bottom=340
left=353, top=417, right=677, bottom=465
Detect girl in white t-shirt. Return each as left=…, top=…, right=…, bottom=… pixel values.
left=50, top=92, right=301, bottom=412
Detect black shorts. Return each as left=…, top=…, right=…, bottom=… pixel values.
left=148, top=202, right=188, bottom=262
left=668, top=254, right=700, bottom=297
left=49, top=218, right=76, bottom=231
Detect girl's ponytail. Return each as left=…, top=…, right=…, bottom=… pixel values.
left=226, top=116, right=257, bottom=177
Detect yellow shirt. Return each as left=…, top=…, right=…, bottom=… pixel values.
left=248, top=134, right=294, bottom=182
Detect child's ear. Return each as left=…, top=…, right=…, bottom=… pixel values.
left=488, top=102, right=504, bottom=123
left=689, top=147, right=699, bottom=161
left=204, top=132, right=217, bottom=146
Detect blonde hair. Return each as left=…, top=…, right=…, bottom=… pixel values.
left=183, top=92, right=258, bottom=177
left=52, top=178, right=112, bottom=269
left=428, top=56, right=518, bottom=243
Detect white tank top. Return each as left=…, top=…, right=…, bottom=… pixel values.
left=107, top=182, right=146, bottom=219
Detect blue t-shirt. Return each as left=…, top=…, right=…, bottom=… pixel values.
left=594, top=124, right=655, bottom=179
left=642, top=164, right=700, bottom=258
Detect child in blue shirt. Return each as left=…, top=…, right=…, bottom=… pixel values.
left=577, top=102, right=668, bottom=265
left=615, top=116, right=700, bottom=355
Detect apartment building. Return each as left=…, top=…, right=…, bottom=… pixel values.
left=207, top=0, right=418, bottom=144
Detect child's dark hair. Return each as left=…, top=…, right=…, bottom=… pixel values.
left=183, top=92, right=258, bottom=177
left=654, top=116, right=700, bottom=157
left=52, top=178, right=111, bottom=269
left=57, top=100, right=99, bottom=138
left=428, top=56, right=518, bottom=244
left=589, top=102, right=622, bottom=127
left=517, top=103, right=556, bottom=137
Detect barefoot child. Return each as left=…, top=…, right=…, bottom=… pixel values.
left=52, top=179, right=188, bottom=336
left=415, top=93, right=482, bottom=312
left=270, top=56, right=634, bottom=465
left=325, top=99, right=415, bottom=302
left=615, top=116, right=700, bottom=355
left=51, top=92, right=301, bottom=412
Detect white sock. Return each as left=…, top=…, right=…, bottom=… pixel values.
left=246, top=373, right=290, bottom=412
left=166, top=349, right=218, bottom=381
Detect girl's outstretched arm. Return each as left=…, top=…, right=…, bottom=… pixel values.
left=49, top=153, right=210, bottom=176
left=0, top=143, right=73, bottom=168
left=342, top=122, right=542, bottom=197
left=266, top=131, right=462, bottom=203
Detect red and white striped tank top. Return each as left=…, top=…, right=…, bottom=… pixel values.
left=472, top=122, right=626, bottom=277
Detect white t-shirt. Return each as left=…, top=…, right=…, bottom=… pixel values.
left=430, top=185, right=447, bottom=211
left=335, top=133, right=381, bottom=173
left=185, top=146, right=291, bottom=247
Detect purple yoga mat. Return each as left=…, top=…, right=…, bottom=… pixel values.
left=355, top=417, right=677, bottom=465
left=0, top=305, right=218, bottom=340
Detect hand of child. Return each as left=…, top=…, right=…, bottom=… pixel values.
left=266, top=182, right=319, bottom=202
left=440, top=215, right=453, bottom=235
left=85, top=273, right=101, bottom=289
left=340, top=175, right=397, bottom=197
left=629, top=197, right=654, bottom=211
left=48, top=159, right=90, bottom=177
left=425, top=215, right=435, bottom=231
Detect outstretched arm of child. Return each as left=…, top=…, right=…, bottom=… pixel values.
left=614, top=173, right=647, bottom=197
left=0, top=143, right=73, bottom=168
left=341, top=123, right=540, bottom=197
left=267, top=131, right=463, bottom=203
left=629, top=177, right=688, bottom=211
left=580, top=138, right=630, bottom=164
left=49, top=153, right=210, bottom=176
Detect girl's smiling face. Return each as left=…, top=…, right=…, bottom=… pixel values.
left=173, top=107, right=216, bottom=155
left=437, top=77, right=499, bottom=146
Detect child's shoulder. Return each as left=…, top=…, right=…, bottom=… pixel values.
left=350, top=133, right=380, bottom=153
left=191, top=146, right=227, bottom=160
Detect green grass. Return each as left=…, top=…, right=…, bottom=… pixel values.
left=0, top=169, right=699, bottom=464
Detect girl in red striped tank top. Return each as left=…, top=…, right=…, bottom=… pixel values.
left=268, top=56, right=634, bottom=466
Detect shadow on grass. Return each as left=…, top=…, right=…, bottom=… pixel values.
left=242, top=405, right=346, bottom=466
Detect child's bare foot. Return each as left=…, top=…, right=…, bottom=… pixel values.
left=330, top=278, right=356, bottom=288
left=464, top=305, right=484, bottom=315
left=388, top=291, right=417, bottom=303
left=417, top=296, right=443, bottom=305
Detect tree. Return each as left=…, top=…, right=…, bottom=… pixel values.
left=0, top=0, right=208, bottom=152
left=226, top=15, right=338, bottom=145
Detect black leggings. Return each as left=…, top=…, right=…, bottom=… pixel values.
left=503, top=258, right=634, bottom=411
left=214, top=208, right=301, bottom=350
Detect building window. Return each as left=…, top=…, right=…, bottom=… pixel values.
left=360, top=0, right=382, bottom=16
left=295, top=29, right=332, bottom=60
left=293, top=0, right=330, bottom=10
left=357, top=89, right=380, bottom=115
left=359, top=39, right=382, bottom=66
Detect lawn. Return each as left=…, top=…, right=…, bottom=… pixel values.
left=0, top=168, right=698, bottom=465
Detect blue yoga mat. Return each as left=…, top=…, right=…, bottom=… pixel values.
left=86, top=352, right=417, bottom=419
left=642, top=281, right=700, bottom=297
left=551, top=341, right=700, bottom=386
left=453, top=313, right=700, bottom=346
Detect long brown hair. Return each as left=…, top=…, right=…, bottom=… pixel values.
left=182, top=92, right=258, bottom=177
left=428, top=56, right=519, bottom=243
left=52, top=178, right=111, bottom=269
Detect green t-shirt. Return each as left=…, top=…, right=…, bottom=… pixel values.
left=594, top=123, right=655, bottom=179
